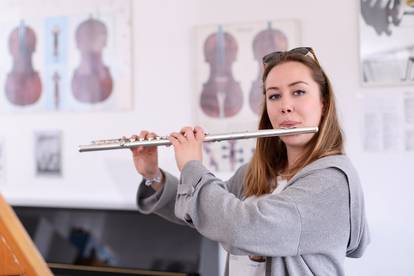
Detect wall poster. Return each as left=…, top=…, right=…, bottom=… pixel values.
left=359, top=0, right=414, bottom=86
left=361, top=91, right=414, bottom=152
left=0, top=0, right=132, bottom=112
left=194, top=20, right=301, bottom=172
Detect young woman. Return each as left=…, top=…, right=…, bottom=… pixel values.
left=132, top=47, right=369, bottom=276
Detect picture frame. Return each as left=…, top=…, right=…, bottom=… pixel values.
left=359, top=0, right=414, bottom=86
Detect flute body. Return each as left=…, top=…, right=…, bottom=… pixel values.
left=78, top=127, right=318, bottom=152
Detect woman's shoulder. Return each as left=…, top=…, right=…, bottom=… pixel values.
left=235, top=162, right=250, bottom=175
left=308, top=154, right=354, bottom=171
left=291, top=154, right=358, bottom=183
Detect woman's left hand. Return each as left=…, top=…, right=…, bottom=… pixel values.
left=168, top=126, right=205, bottom=171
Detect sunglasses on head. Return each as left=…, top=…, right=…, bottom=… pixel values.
left=262, top=47, right=318, bottom=66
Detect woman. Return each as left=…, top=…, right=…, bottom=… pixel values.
left=132, top=47, right=369, bottom=276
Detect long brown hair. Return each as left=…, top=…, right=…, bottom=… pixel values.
left=243, top=50, right=344, bottom=197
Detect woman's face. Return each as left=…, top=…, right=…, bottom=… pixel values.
left=265, top=61, right=324, bottom=150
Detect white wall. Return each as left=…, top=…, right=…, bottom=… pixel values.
left=1, top=0, right=413, bottom=275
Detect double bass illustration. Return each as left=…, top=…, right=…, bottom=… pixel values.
left=200, top=26, right=243, bottom=118
left=71, top=17, right=113, bottom=104
left=5, top=21, right=42, bottom=106
left=249, top=23, right=288, bottom=115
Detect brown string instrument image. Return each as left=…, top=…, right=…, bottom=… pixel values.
left=249, top=23, right=288, bottom=115
left=200, top=26, right=243, bottom=118
left=71, top=17, right=113, bottom=104
left=5, top=21, right=42, bottom=106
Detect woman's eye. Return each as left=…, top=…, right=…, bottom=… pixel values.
left=268, top=94, right=281, bottom=101
left=293, top=90, right=305, bottom=96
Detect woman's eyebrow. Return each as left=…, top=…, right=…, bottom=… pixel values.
left=266, top=81, right=309, bottom=92
left=265, top=86, right=279, bottom=92
left=288, top=81, right=309, bottom=87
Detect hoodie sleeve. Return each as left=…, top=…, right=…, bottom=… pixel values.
left=136, top=169, right=186, bottom=225
left=174, top=160, right=354, bottom=257
left=136, top=164, right=248, bottom=225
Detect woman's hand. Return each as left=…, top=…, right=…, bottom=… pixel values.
left=129, top=130, right=160, bottom=179
left=168, top=126, right=205, bottom=171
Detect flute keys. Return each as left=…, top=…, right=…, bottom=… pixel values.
left=92, top=139, right=119, bottom=145
left=120, top=137, right=129, bottom=146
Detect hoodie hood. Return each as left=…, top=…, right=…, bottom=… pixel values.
left=341, top=158, right=370, bottom=257
left=290, top=154, right=370, bottom=258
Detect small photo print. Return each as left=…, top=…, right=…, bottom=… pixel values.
left=34, top=130, right=62, bottom=176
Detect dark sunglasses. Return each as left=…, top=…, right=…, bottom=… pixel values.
left=262, top=47, right=318, bottom=66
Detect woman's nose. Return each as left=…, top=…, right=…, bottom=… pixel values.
left=281, top=106, right=293, bottom=113
left=281, top=99, right=294, bottom=114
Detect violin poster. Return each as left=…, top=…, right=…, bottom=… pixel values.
left=194, top=20, right=300, bottom=172
left=0, top=0, right=132, bottom=112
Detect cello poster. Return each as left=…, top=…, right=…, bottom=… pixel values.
left=0, top=0, right=132, bottom=112
left=195, top=20, right=300, bottom=172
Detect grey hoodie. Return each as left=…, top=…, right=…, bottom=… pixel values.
left=137, top=154, right=369, bottom=276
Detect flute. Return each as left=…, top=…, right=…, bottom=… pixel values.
left=78, top=127, right=318, bottom=152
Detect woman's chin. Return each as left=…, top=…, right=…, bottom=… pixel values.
left=281, top=134, right=313, bottom=148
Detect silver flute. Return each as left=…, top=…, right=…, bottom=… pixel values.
left=78, top=127, right=318, bottom=152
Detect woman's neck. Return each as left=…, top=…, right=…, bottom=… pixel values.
left=286, top=146, right=304, bottom=171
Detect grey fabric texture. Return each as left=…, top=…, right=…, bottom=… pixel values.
left=136, top=154, right=369, bottom=276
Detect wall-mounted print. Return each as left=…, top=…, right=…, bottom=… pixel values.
left=34, top=130, right=62, bottom=177
left=0, top=0, right=132, bottom=112
left=194, top=20, right=300, bottom=172
left=359, top=0, right=414, bottom=86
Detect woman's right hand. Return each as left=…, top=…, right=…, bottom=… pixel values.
left=129, top=130, right=160, bottom=179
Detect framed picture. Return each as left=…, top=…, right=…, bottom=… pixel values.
left=34, top=130, right=62, bottom=177
left=359, top=0, right=414, bottom=86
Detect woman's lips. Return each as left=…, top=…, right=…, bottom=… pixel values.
left=279, top=121, right=300, bottom=128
